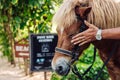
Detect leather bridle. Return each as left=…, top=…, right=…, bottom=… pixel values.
left=55, top=14, right=88, bottom=64
left=55, top=5, right=89, bottom=64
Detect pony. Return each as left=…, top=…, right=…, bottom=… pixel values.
left=51, top=0, right=120, bottom=80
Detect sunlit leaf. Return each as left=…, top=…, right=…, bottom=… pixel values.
left=11, top=0, right=18, bottom=5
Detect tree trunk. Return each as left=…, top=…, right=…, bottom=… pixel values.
left=3, top=8, right=16, bottom=66
left=4, top=23, right=15, bottom=66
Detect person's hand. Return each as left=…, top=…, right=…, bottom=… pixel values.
left=71, top=20, right=99, bottom=46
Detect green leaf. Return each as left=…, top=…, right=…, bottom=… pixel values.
left=15, top=16, right=21, bottom=23
left=3, top=15, right=8, bottom=22
left=15, top=23, right=20, bottom=28
left=0, top=25, right=3, bottom=30
left=0, top=17, right=3, bottom=23
left=0, top=2, right=3, bottom=9
left=11, top=0, right=18, bottom=5
left=20, top=22, right=26, bottom=29
left=29, top=0, right=34, bottom=9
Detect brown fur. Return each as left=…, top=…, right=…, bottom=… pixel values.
left=93, top=40, right=120, bottom=80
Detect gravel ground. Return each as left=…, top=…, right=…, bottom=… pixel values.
left=0, top=52, right=52, bottom=80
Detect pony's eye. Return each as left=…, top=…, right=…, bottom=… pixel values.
left=69, top=34, right=75, bottom=38
left=69, top=34, right=74, bottom=37
left=69, top=31, right=79, bottom=38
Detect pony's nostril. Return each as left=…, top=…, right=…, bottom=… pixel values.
left=54, top=58, right=70, bottom=76
left=55, top=64, right=70, bottom=76
left=56, top=66, right=63, bottom=72
left=58, top=66, right=63, bottom=71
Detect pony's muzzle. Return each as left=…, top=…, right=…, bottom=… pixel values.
left=52, top=57, right=71, bottom=76
left=55, top=62, right=70, bottom=76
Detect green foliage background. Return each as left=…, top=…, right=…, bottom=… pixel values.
left=0, top=0, right=110, bottom=80
left=0, top=0, right=60, bottom=63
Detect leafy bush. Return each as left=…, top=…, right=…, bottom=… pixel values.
left=51, top=45, right=110, bottom=80
left=0, top=0, right=60, bottom=63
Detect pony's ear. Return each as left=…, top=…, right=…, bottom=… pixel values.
left=75, top=6, right=92, bottom=17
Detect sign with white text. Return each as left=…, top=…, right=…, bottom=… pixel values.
left=30, top=33, right=58, bottom=71
left=14, top=39, right=29, bottom=58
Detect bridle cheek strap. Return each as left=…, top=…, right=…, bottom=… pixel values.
left=55, top=47, right=73, bottom=57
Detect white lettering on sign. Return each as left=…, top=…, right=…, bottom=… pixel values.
left=37, top=35, right=55, bottom=42
left=46, top=35, right=54, bottom=39
left=16, top=46, right=29, bottom=52
left=37, top=36, right=45, bottom=39
left=39, top=39, right=52, bottom=42
left=19, top=53, right=29, bottom=56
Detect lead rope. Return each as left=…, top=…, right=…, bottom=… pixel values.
left=72, top=12, right=118, bottom=80
left=72, top=47, right=96, bottom=80
left=72, top=43, right=118, bottom=80
left=94, top=43, right=118, bottom=80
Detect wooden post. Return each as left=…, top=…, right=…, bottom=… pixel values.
left=23, top=58, right=28, bottom=76
left=44, top=72, right=47, bottom=80
left=18, top=58, right=21, bottom=69
left=29, top=71, right=33, bottom=77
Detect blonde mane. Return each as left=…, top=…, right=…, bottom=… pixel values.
left=52, top=0, right=120, bottom=30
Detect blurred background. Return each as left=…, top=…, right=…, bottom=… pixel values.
left=0, top=0, right=110, bottom=80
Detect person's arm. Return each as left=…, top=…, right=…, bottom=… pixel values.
left=71, top=21, right=120, bottom=46
left=102, top=27, right=120, bottom=39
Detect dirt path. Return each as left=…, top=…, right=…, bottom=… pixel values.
left=0, top=52, right=52, bottom=80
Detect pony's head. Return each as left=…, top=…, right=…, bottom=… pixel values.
left=52, top=0, right=92, bottom=75
left=52, top=0, right=120, bottom=76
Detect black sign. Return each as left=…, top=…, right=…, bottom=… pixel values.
left=30, top=33, right=58, bottom=71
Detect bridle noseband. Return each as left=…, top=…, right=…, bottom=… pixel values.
left=55, top=47, right=73, bottom=57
